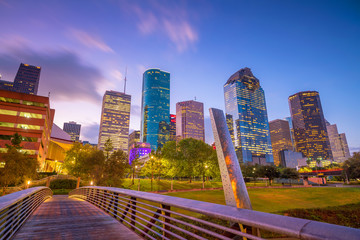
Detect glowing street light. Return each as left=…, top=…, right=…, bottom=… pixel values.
left=90, top=181, right=93, bottom=186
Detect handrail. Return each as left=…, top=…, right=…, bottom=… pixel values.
left=0, top=187, right=52, bottom=240
left=69, top=186, right=360, bottom=240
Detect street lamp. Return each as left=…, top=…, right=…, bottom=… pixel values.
left=90, top=181, right=93, bottom=186
left=27, top=180, right=31, bottom=189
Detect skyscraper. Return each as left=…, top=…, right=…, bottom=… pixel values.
left=0, top=63, right=41, bottom=95
left=269, top=119, right=293, bottom=166
left=63, top=121, right=81, bottom=141
left=140, top=69, right=170, bottom=150
left=128, top=130, right=140, bottom=150
left=224, top=68, right=273, bottom=164
left=13, top=63, right=41, bottom=95
left=98, top=90, right=131, bottom=153
left=288, top=91, right=332, bottom=161
left=326, top=121, right=351, bottom=163
left=284, top=117, right=295, bottom=150
left=169, top=114, right=176, bottom=141
left=176, top=100, right=205, bottom=141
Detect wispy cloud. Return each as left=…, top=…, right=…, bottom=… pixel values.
left=128, top=2, right=198, bottom=53
left=69, top=28, right=114, bottom=53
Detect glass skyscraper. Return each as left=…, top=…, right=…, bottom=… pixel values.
left=98, top=90, right=131, bottom=153
left=140, top=69, right=170, bottom=150
left=269, top=119, right=293, bottom=166
left=288, top=91, right=332, bottom=161
left=224, top=68, right=273, bottom=164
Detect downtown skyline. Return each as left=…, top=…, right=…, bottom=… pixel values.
left=0, top=0, right=359, bottom=153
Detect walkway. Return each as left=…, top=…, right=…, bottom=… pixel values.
left=13, top=195, right=142, bottom=240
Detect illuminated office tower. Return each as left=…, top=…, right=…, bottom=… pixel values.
left=269, top=119, right=293, bottom=166
left=13, top=63, right=41, bottom=95
left=63, top=121, right=81, bottom=141
left=0, top=63, right=41, bottom=95
left=98, top=90, right=131, bottom=153
left=224, top=68, right=273, bottom=164
left=176, top=100, right=204, bottom=141
left=326, top=121, right=351, bottom=163
left=140, top=69, right=170, bottom=150
left=288, top=91, right=332, bottom=161
left=169, top=114, right=176, bottom=141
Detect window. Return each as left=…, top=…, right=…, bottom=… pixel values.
left=0, top=109, right=17, bottom=116
left=17, top=124, right=41, bottom=130
left=19, top=112, right=43, bottom=119
left=0, top=122, right=15, bottom=128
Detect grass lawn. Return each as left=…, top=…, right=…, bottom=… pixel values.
left=165, top=187, right=360, bottom=213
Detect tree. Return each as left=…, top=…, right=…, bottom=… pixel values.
left=256, top=165, right=280, bottom=185
left=242, top=164, right=260, bottom=185
left=100, top=150, right=130, bottom=187
left=280, top=168, right=299, bottom=185
left=104, top=137, right=113, bottom=160
left=0, top=134, right=39, bottom=194
left=161, top=138, right=219, bottom=183
left=342, top=152, right=360, bottom=181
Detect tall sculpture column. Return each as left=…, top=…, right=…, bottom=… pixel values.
left=209, top=108, right=252, bottom=210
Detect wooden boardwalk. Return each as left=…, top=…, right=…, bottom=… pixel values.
left=13, top=195, right=142, bottom=240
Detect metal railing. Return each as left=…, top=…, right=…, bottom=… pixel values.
left=69, top=186, right=360, bottom=240
left=0, top=187, right=52, bottom=240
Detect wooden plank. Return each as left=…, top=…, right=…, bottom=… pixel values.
left=13, top=195, right=143, bottom=240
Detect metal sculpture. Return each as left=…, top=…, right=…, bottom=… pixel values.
left=209, top=108, right=252, bottom=210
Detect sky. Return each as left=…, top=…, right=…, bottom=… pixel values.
left=0, top=0, right=359, bottom=153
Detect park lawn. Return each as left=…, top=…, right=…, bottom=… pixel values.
left=165, top=187, right=360, bottom=213
left=122, top=179, right=224, bottom=192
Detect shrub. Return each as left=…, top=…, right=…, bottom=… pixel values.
left=50, top=179, right=77, bottom=189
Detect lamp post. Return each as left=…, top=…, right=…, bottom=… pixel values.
left=27, top=180, right=31, bottom=189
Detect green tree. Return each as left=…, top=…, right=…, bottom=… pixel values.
left=161, top=138, right=219, bottom=183
left=242, top=164, right=260, bottom=185
left=280, top=168, right=299, bottom=185
left=99, top=150, right=130, bottom=187
left=256, top=165, right=280, bottom=185
left=342, top=152, right=360, bottom=181
left=104, top=137, right=114, bottom=160
left=0, top=134, right=39, bottom=194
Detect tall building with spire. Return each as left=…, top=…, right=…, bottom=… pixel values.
left=288, top=91, right=332, bottom=161
left=224, top=68, right=273, bottom=165
left=140, top=69, right=170, bottom=150
left=98, top=90, right=131, bottom=153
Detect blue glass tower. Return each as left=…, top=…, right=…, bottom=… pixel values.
left=224, top=68, right=273, bottom=165
left=140, top=69, right=170, bottom=150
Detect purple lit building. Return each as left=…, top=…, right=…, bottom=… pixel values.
left=128, top=142, right=151, bottom=165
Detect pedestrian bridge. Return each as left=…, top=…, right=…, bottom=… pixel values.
left=1, top=187, right=359, bottom=240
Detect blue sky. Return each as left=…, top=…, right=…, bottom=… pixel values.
left=0, top=0, right=359, bottom=153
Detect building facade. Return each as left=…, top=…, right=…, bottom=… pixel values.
left=63, top=121, right=81, bottom=141
left=279, top=149, right=306, bottom=169
left=326, top=122, right=351, bottom=163
left=140, top=69, right=170, bottom=150
left=98, top=90, right=131, bottom=153
left=128, top=142, right=152, bottom=165
left=224, top=68, right=273, bottom=164
left=176, top=100, right=205, bottom=141
left=128, top=130, right=140, bottom=150
left=288, top=91, right=332, bottom=161
left=169, top=114, right=176, bottom=141
left=0, top=89, right=54, bottom=170
left=0, top=63, right=41, bottom=95
left=269, top=119, right=293, bottom=166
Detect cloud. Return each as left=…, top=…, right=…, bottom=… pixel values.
left=69, top=28, right=114, bottom=53
left=350, top=146, right=360, bottom=154
left=80, top=122, right=99, bottom=144
left=128, top=2, right=198, bottom=53
left=0, top=43, right=106, bottom=103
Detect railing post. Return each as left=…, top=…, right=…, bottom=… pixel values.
left=161, top=204, right=171, bottom=239
left=113, top=192, right=119, bottom=220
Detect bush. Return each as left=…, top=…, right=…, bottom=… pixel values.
left=50, top=179, right=77, bottom=189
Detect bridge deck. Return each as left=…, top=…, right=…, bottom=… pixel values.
left=13, top=195, right=142, bottom=240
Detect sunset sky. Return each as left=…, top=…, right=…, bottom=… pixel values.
left=0, top=0, right=359, bottom=152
